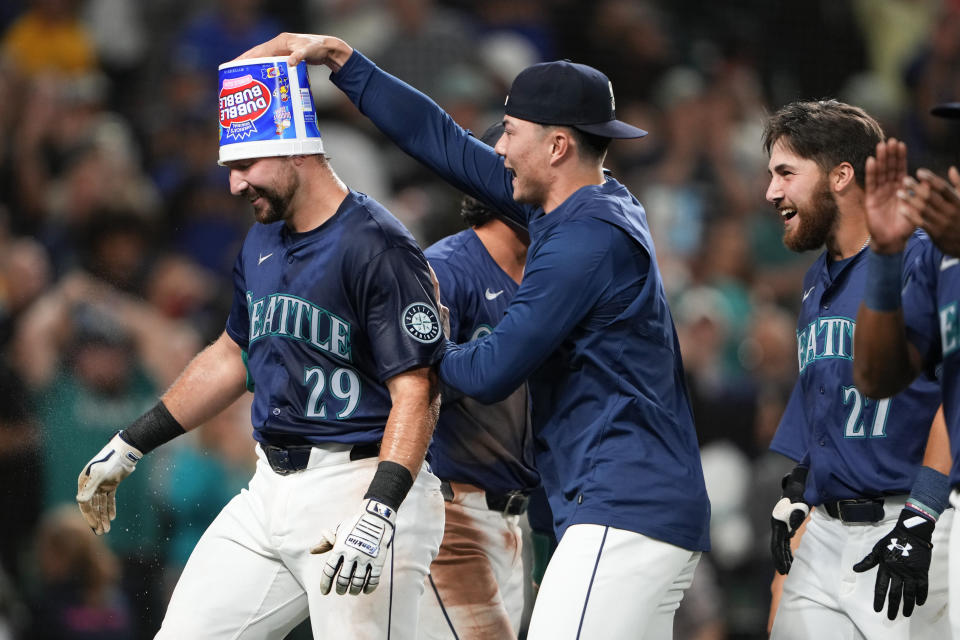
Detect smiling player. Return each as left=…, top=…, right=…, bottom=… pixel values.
left=762, top=100, right=951, bottom=639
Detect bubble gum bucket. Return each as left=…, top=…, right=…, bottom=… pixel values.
left=218, top=57, right=323, bottom=164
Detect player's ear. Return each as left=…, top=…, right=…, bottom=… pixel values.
left=831, top=161, right=856, bottom=192
left=549, top=129, right=572, bottom=166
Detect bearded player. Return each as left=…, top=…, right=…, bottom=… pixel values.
left=75, top=59, right=446, bottom=638
left=763, top=100, right=951, bottom=639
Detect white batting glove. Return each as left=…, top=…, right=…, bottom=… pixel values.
left=76, top=432, right=142, bottom=535
left=312, top=498, right=397, bottom=595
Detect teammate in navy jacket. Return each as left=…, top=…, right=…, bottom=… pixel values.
left=762, top=100, right=951, bottom=640
left=76, top=86, right=447, bottom=639
left=239, top=33, right=710, bottom=639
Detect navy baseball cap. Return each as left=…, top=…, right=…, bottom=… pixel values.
left=504, top=61, right=647, bottom=139
left=932, top=102, right=960, bottom=119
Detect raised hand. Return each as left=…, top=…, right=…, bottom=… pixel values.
left=897, top=167, right=960, bottom=257
left=236, top=33, right=354, bottom=71
left=864, top=138, right=913, bottom=254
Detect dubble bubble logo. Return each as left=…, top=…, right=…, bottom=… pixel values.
left=219, top=75, right=272, bottom=141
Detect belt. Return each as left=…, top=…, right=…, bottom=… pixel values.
left=262, top=441, right=380, bottom=475
left=822, top=497, right=885, bottom=523
left=440, top=480, right=529, bottom=516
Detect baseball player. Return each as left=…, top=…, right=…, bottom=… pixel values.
left=240, top=33, right=711, bottom=639
left=419, top=122, right=539, bottom=639
left=853, top=104, right=960, bottom=637
left=762, top=100, right=951, bottom=640
left=74, top=67, right=447, bottom=638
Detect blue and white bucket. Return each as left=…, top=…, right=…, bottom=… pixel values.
left=217, top=57, right=323, bottom=164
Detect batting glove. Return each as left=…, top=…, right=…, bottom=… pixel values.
left=76, top=432, right=143, bottom=535
left=853, top=507, right=934, bottom=620
left=770, top=465, right=810, bottom=575
left=312, top=498, right=397, bottom=596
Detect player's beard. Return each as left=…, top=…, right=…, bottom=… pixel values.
left=250, top=165, right=299, bottom=225
left=783, top=176, right=839, bottom=252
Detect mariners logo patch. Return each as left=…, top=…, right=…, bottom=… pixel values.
left=401, top=302, right=441, bottom=343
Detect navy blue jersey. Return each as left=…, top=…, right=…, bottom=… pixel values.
left=425, top=229, right=539, bottom=494
left=770, top=234, right=942, bottom=504
left=332, top=52, right=710, bottom=551
left=225, top=190, right=445, bottom=445
left=902, top=244, right=960, bottom=486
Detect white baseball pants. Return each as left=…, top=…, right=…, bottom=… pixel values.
left=418, top=482, right=525, bottom=639
left=156, top=443, right=445, bottom=639
left=771, top=498, right=951, bottom=640
left=525, top=523, right=700, bottom=639
left=948, top=489, right=960, bottom=638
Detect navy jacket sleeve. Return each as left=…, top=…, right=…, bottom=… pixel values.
left=770, top=381, right=809, bottom=464
left=438, top=220, right=612, bottom=404
left=330, top=50, right=532, bottom=228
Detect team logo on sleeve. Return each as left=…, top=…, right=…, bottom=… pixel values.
left=401, top=302, right=442, bottom=343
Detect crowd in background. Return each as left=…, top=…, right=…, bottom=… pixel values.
left=0, top=0, right=959, bottom=638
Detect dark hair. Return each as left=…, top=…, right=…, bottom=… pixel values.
left=762, top=100, right=884, bottom=188
left=460, top=122, right=507, bottom=227
left=460, top=194, right=496, bottom=227
left=569, top=126, right=611, bottom=163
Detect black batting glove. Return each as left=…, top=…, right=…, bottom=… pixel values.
left=853, top=507, right=934, bottom=620
left=770, top=465, right=810, bottom=575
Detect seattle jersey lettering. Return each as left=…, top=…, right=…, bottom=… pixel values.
left=942, top=301, right=959, bottom=357
left=247, top=292, right=352, bottom=362
left=797, top=316, right=855, bottom=373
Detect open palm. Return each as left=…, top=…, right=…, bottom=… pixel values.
left=864, top=139, right=914, bottom=252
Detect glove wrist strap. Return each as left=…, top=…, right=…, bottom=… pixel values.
left=364, top=461, right=413, bottom=511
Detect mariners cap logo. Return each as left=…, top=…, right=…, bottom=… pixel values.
left=401, top=302, right=441, bottom=343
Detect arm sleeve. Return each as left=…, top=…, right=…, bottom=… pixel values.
left=427, top=258, right=468, bottom=405
left=428, top=257, right=463, bottom=340
left=225, top=247, right=250, bottom=349
left=770, top=381, right=809, bottom=463
left=902, top=242, right=942, bottom=367
left=356, top=247, right=446, bottom=382
left=330, top=51, right=532, bottom=228
left=438, top=221, right=615, bottom=404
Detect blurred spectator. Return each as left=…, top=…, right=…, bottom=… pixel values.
left=676, top=284, right=761, bottom=461
left=27, top=505, right=134, bottom=640
left=171, top=0, right=283, bottom=74
left=156, top=394, right=256, bottom=595
left=0, top=361, right=41, bottom=585
left=0, top=234, right=51, bottom=347
left=375, top=0, right=477, bottom=96
left=12, top=271, right=199, bottom=637
left=0, top=0, right=96, bottom=76
left=852, top=0, right=939, bottom=111
left=472, top=0, right=556, bottom=61
left=10, top=72, right=157, bottom=240
left=903, top=3, right=960, bottom=173
left=143, top=253, right=224, bottom=341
